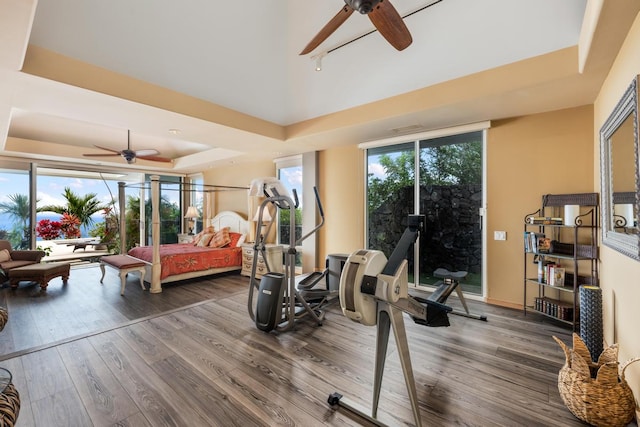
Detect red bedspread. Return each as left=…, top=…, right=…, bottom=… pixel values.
left=128, top=243, right=242, bottom=280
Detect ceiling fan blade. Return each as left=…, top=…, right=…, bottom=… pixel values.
left=92, top=145, right=122, bottom=154
left=136, top=155, right=173, bottom=163
left=300, top=6, right=354, bottom=55
left=134, top=149, right=160, bottom=157
left=82, top=153, right=121, bottom=157
left=368, top=0, right=412, bottom=51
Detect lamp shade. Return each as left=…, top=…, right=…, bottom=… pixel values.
left=185, top=206, right=199, bottom=219
left=253, top=207, right=272, bottom=222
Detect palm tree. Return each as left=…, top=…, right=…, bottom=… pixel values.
left=38, top=187, right=105, bottom=228
left=0, top=193, right=31, bottom=231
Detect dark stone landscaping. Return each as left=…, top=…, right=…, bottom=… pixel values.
left=368, top=184, right=482, bottom=277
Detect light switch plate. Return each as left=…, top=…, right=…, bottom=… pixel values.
left=494, top=231, right=507, bottom=240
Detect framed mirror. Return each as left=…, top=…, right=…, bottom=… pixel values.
left=600, top=75, right=640, bottom=260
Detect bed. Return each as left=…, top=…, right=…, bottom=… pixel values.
left=127, top=211, right=249, bottom=292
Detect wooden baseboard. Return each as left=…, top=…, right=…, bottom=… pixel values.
left=485, top=298, right=522, bottom=310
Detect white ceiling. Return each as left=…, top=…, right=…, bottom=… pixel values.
left=1, top=0, right=598, bottom=174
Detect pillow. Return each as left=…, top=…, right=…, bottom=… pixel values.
left=196, top=233, right=215, bottom=247
left=234, top=233, right=246, bottom=247
left=192, top=226, right=215, bottom=245
left=228, top=232, right=244, bottom=248
left=192, top=230, right=204, bottom=245
left=209, top=227, right=232, bottom=248
left=0, top=249, right=11, bottom=263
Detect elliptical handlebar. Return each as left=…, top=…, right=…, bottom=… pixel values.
left=314, top=186, right=324, bottom=219
left=296, top=186, right=325, bottom=246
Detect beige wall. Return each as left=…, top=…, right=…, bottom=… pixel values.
left=486, top=105, right=594, bottom=307
left=203, top=160, right=275, bottom=218
left=593, top=11, right=640, bottom=406
left=317, top=145, right=365, bottom=262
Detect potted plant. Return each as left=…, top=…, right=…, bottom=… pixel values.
left=89, top=207, right=120, bottom=253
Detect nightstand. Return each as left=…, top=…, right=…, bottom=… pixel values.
left=177, top=233, right=193, bottom=244
left=241, top=243, right=283, bottom=278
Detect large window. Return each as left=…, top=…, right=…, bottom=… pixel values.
left=0, top=162, right=198, bottom=252
left=365, top=129, right=485, bottom=295
left=0, top=166, right=32, bottom=249
left=276, top=158, right=303, bottom=267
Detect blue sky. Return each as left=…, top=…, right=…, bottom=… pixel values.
left=0, top=173, right=130, bottom=213
left=278, top=166, right=303, bottom=206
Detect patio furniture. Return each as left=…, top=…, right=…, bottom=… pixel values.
left=8, top=262, right=70, bottom=291
left=0, top=241, right=46, bottom=282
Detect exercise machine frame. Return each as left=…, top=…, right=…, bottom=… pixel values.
left=247, top=184, right=330, bottom=332
left=330, top=214, right=452, bottom=427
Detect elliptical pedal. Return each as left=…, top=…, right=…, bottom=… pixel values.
left=295, top=271, right=326, bottom=290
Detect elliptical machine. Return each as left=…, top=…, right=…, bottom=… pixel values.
left=247, top=178, right=332, bottom=332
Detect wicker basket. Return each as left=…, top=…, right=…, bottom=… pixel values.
left=0, top=383, right=20, bottom=427
left=0, top=308, right=6, bottom=332
left=553, top=334, right=639, bottom=427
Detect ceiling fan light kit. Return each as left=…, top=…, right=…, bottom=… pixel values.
left=349, top=0, right=381, bottom=14
left=312, top=52, right=327, bottom=71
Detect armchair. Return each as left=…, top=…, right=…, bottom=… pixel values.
left=0, top=240, right=46, bottom=281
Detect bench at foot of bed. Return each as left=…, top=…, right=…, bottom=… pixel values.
left=100, top=255, right=147, bottom=295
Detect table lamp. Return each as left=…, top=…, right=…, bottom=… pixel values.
left=185, top=206, right=199, bottom=235
left=253, top=207, right=272, bottom=241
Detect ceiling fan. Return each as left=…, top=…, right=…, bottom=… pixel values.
left=300, top=0, right=412, bottom=55
left=82, top=130, right=172, bottom=164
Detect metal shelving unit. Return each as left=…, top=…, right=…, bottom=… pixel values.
left=523, top=193, right=599, bottom=331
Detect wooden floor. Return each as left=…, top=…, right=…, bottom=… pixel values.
left=0, top=265, right=588, bottom=426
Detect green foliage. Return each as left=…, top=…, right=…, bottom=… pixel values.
left=0, top=193, right=34, bottom=247
left=421, top=141, right=482, bottom=186
left=125, top=195, right=141, bottom=250
left=278, top=207, right=302, bottom=225
left=367, top=141, right=482, bottom=213
left=124, top=194, right=180, bottom=250
left=368, top=151, right=419, bottom=213
left=38, top=187, right=105, bottom=227
left=89, top=218, right=120, bottom=254
left=278, top=207, right=303, bottom=243
left=36, top=245, right=53, bottom=257
left=0, top=193, right=31, bottom=230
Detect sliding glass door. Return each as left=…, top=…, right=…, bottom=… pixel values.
left=418, top=132, right=483, bottom=294
left=366, top=131, right=484, bottom=295
left=0, top=166, right=32, bottom=249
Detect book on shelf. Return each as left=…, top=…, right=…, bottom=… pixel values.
left=524, top=232, right=533, bottom=252
left=526, top=216, right=563, bottom=225
left=537, top=236, right=551, bottom=253
left=524, top=231, right=548, bottom=253
left=551, top=267, right=565, bottom=287
left=524, top=231, right=550, bottom=253
left=542, top=261, right=557, bottom=284
left=534, top=297, right=574, bottom=320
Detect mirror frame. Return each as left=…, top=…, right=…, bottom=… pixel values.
left=600, top=75, right=640, bottom=260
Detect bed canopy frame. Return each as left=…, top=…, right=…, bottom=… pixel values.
left=116, top=176, right=249, bottom=293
